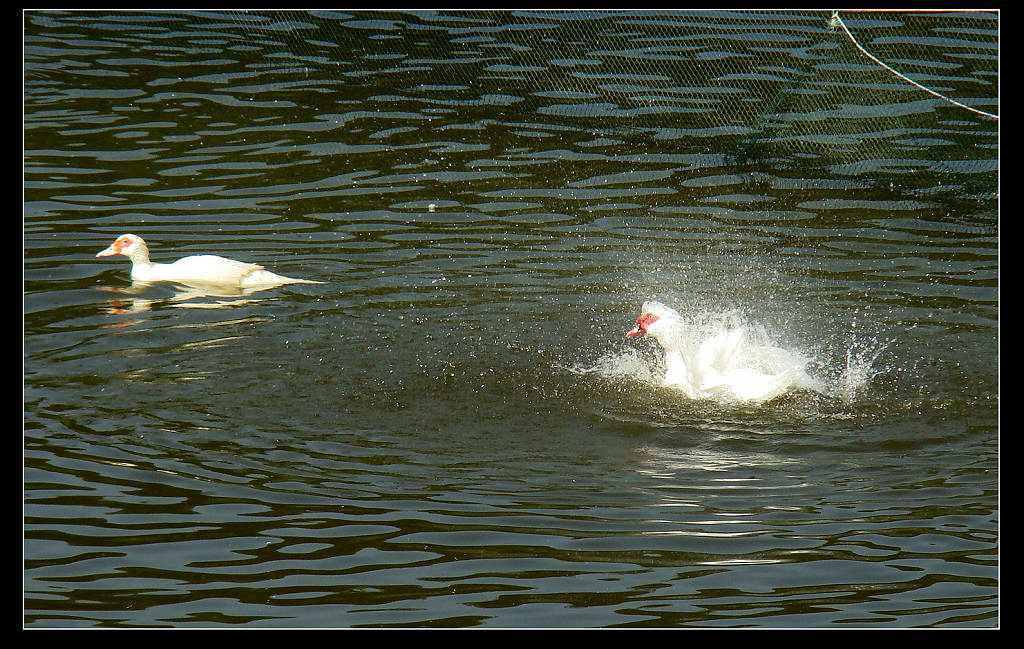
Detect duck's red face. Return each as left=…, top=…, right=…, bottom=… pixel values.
left=96, top=235, right=136, bottom=258
left=626, top=312, right=660, bottom=337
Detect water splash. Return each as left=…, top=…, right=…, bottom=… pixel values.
left=567, top=305, right=898, bottom=413
left=564, top=347, right=662, bottom=386
left=829, top=330, right=898, bottom=404
left=569, top=306, right=820, bottom=402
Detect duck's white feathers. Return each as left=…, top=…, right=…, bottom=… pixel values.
left=96, top=234, right=322, bottom=288
left=629, top=300, right=821, bottom=403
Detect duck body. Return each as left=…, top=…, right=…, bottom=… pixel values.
left=627, top=300, right=821, bottom=403
left=96, top=234, right=323, bottom=288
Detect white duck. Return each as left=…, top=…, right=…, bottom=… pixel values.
left=96, top=234, right=323, bottom=288
left=627, top=300, right=821, bottom=403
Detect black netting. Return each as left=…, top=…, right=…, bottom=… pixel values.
left=212, top=10, right=999, bottom=182
left=26, top=10, right=999, bottom=196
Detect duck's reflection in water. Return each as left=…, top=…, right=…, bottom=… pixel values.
left=98, top=280, right=281, bottom=315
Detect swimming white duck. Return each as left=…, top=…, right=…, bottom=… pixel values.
left=96, top=234, right=323, bottom=288
left=627, top=300, right=822, bottom=403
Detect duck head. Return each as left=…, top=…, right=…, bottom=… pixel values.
left=97, top=234, right=149, bottom=261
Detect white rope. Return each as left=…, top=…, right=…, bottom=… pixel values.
left=829, top=11, right=998, bottom=120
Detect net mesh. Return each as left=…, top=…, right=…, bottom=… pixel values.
left=30, top=10, right=1000, bottom=195
left=244, top=10, right=997, bottom=183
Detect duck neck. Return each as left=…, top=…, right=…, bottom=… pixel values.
left=126, top=242, right=155, bottom=274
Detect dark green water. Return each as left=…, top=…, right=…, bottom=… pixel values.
left=24, top=10, right=998, bottom=627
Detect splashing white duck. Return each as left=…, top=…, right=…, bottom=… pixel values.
left=96, top=234, right=323, bottom=288
left=627, top=300, right=822, bottom=403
